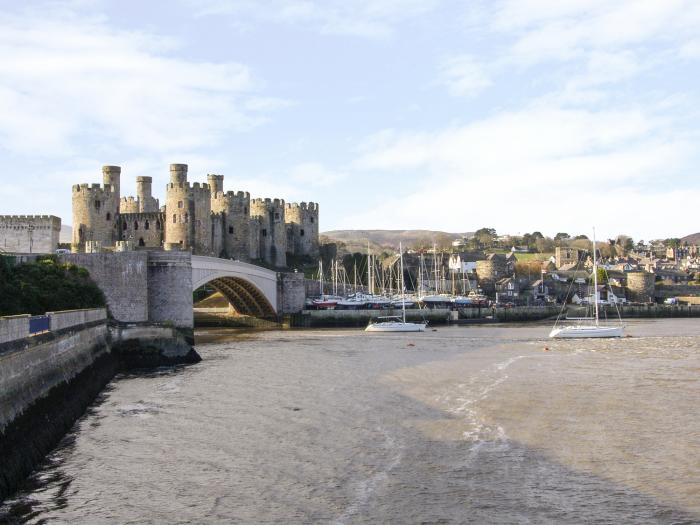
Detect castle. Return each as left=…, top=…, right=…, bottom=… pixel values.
left=71, top=164, right=319, bottom=267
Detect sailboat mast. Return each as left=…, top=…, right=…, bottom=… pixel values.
left=319, top=259, right=324, bottom=296
left=354, top=264, right=357, bottom=294
left=400, top=242, right=406, bottom=323
left=367, top=241, right=372, bottom=295
left=593, top=227, right=599, bottom=326
left=434, top=244, right=438, bottom=293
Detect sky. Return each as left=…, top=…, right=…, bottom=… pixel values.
left=0, top=0, right=699, bottom=241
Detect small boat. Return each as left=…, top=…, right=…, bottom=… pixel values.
left=311, top=295, right=340, bottom=309
left=549, top=324, right=623, bottom=338
left=365, top=243, right=426, bottom=333
left=366, top=316, right=426, bottom=332
left=549, top=228, right=624, bottom=339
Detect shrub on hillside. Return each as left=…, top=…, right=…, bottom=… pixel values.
left=0, top=256, right=105, bottom=316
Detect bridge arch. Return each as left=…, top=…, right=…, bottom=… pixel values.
left=191, top=256, right=278, bottom=318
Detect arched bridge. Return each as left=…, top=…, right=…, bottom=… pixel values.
left=191, top=256, right=279, bottom=317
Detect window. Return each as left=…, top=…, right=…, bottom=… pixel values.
left=178, top=201, right=183, bottom=209
left=173, top=214, right=177, bottom=224
left=138, top=238, right=145, bottom=247
left=244, top=207, right=248, bottom=215
left=145, top=220, right=150, bottom=230
left=134, top=221, right=139, bottom=230
left=262, top=228, right=267, bottom=237
left=184, top=213, right=189, bottom=223
left=228, top=226, right=234, bottom=234
left=122, top=222, right=127, bottom=231
left=274, top=212, right=280, bottom=220
left=310, top=217, right=314, bottom=223
left=156, top=220, right=161, bottom=230
left=300, top=229, right=305, bottom=236
left=106, top=212, right=111, bottom=221
left=95, top=200, right=101, bottom=209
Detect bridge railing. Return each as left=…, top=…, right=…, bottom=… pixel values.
left=0, top=308, right=107, bottom=345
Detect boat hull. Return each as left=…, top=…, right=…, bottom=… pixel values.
left=549, top=325, right=624, bottom=338
left=365, top=322, right=426, bottom=333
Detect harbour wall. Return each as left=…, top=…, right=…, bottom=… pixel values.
left=0, top=309, right=199, bottom=502
left=567, top=304, right=700, bottom=318
left=0, top=308, right=112, bottom=501
left=292, top=305, right=560, bottom=328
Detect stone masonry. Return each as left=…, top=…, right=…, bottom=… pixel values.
left=71, top=164, right=319, bottom=268
left=0, top=215, right=61, bottom=254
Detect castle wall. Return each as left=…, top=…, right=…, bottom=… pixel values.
left=70, top=163, right=319, bottom=265
left=0, top=215, right=61, bottom=254
left=250, top=198, right=286, bottom=267
left=120, top=197, right=139, bottom=214
left=249, top=218, right=260, bottom=260
left=119, top=212, right=164, bottom=248
left=212, top=190, right=251, bottom=261
left=190, top=183, right=212, bottom=256
left=71, top=166, right=121, bottom=253
left=285, top=202, right=319, bottom=258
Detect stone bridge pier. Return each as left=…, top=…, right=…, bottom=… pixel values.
left=60, top=252, right=306, bottom=328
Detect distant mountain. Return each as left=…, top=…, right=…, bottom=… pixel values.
left=60, top=225, right=72, bottom=244
left=321, top=229, right=473, bottom=253
left=681, top=232, right=700, bottom=245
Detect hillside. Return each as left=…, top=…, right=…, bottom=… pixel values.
left=321, top=229, right=472, bottom=253
left=681, top=232, right=700, bottom=245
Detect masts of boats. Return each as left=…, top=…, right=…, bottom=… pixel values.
left=549, top=228, right=624, bottom=339
left=366, top=242, right=426, bottom=332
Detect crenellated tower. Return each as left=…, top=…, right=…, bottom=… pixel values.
left=136, top=176, right=160, bottom=212
left=285, top=201, right=319, bottom=258
left=163, top=164, right=213, bottom=254
left=211, top=183, right=251, bottom=261
left=71, top=165, right=121, bottom=252
left=250, top=198, right=286, bottom=267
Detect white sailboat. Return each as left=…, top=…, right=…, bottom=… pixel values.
left=549, top=229, right=624, bottom=339
left=366, top=243, right=426, bottom=333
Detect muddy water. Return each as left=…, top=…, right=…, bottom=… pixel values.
left=1, top=320, right=698, bottom=524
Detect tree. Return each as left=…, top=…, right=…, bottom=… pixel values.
left=554, top=232, right=570, bottom=241
left=531, top=231, right=544, bottom=240
left=574, top=234, right=588, bottom=240
left=535, top=237, right=554, bottom=253
left=474, top=228, right=497, bottom=248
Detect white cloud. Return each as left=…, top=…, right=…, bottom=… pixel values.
left=347, top=105, right=693, bottom=239
left=0, top=8, right=281, bottom=158
left=289, top=162, right=347, bottom=187
left=189, top=0, right=439, bottom=38
left=438, top=55, right=491, bottom=98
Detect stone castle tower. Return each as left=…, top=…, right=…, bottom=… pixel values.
left=71, top=165, right=121, bottom=251
left=71, top=163, right=319, bottom=267
left=210, top=176, right=251, bottom=261
left=285, top=202, right=319, bottom=259
left=250, top=198, right=287, bottom=268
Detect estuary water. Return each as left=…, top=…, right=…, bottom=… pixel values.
left=1, top=319, right=699, bottom=524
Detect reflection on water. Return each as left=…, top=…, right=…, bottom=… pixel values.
left=1, top=320, right=699, bottom=524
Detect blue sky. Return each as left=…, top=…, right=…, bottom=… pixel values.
left=0, top=0, right=699, bottom=241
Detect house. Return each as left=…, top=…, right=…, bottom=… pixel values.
left=655, top=268, right=690, bottom=284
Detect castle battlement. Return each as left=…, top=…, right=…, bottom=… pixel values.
left=68, top=162, right=318, bottom=262
left=73, top=183, right=115, bottom=194
left=212, top=190, right=250, bottom=200
left=0, top=215, right=62, bottom=229
left=286, top=202, right=318, bottom=211
left=251, top=197, right=285, bottom=207
left=119, top=211, right=164, bottom=221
